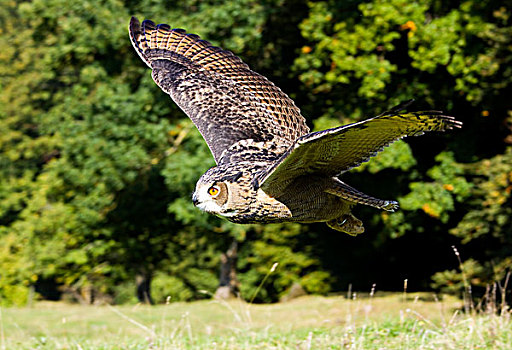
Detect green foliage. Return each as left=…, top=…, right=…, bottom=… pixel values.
left=296, top=0, right=512, bottom=109
left=151, top=273, right=195, bottom=303
left=354, top=140, right=417, bottom=173
left=408, top=2, right=512, bottom=103
left=431, top=258, right=485, bottom=294
left=295, top=0, right=512, bottom=293
left=452, top=148, right=512, bottom=243
left=0, top=232, right=33, bottom=306
left=433, top=147, right=512, bottom=288
left=111, top=281, right=139, bottom=305
left=400, top=152, right=472, bottom=222
left=238, top=223, right=331, bottom=302
left=1, top=0, right=511, bottom=305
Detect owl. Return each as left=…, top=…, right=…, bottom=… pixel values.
left=129, top=17, right=461, bottom=235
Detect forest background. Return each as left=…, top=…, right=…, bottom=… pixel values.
left=0, top=0, right=511, bottom=306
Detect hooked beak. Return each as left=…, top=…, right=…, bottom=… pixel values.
left=192, top=193, right=199, bottom=206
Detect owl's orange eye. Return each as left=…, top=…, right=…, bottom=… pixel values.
left=208, top=186, right=220, bottom=197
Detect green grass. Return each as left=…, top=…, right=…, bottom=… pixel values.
left=1, top=293, right=511, bottom=349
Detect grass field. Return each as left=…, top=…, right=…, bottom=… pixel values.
left=1, top=292, right=511, bottom=349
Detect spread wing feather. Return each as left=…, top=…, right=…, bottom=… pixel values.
left=259, top=110, right=462, bottom=196
left=129, top=17, right=309, bottom=163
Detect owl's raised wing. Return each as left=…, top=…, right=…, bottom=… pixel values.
left=129, top=17, right=309, bottom=163
left=258, top=109, right=462, bottom=197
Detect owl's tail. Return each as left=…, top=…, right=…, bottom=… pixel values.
left=129, top=17, right=248, bottom=71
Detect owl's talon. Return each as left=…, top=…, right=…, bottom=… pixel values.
left=383, top=201, right=399, bottom=212
left=327, top=214, right=364, bottom=236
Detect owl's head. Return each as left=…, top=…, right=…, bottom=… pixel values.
left=192, top=166, right=251, bottom=219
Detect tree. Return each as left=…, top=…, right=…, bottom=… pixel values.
left=293, top=0, right=512, bottom=291
left=0, top=0, right=329, bottom=305
left=1, top=0, right=511, bottom=305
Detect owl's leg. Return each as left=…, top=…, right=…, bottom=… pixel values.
left=325, top=177, right=399, bottom=212
left=326, top=213, right=364, bottom=236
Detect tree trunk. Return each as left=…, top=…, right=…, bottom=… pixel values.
left=214, top=240, right=240, bottom=300
left=136, top=270, right=154, bottom=304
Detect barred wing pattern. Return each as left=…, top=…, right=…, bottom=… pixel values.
left=259, top=111, right=462, bottom=196
left=129, top=17, right=309, bottom=163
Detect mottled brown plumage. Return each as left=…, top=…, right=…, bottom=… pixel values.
left=129, top=17, right=462, bottom=235
left=129, top=17, right=308, bottom=164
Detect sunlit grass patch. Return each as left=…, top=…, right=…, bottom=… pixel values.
left=2, top=292, right=511, bottom=349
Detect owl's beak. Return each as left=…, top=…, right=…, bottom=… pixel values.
left=192, top=193, right=199, bottom=206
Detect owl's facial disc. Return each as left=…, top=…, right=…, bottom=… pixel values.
left=192, top=181, right=238, bottom=217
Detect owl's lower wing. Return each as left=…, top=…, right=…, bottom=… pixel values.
left=259, top=111, right=462, bottom=196
left=129, top=17, right=309, bottom=163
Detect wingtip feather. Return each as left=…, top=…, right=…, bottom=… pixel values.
left=129, top=16, right=152, bottom=67
left=130, top=16, right=139, bottom=25
left=129, top=16, right=141, bottom=45
left=378, top=99, right=415, bottom=117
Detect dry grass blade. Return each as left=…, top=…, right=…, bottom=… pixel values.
left=248, top=262, right=279, bottom=306
left=107, top=304, right=156, bottom=338
left=452, top=245, right=474, bottom=314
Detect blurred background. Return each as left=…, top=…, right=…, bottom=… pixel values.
left=0, top=0, right=511, bottom=306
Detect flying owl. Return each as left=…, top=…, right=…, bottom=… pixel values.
left=129, top=17, right=461, bottom=235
